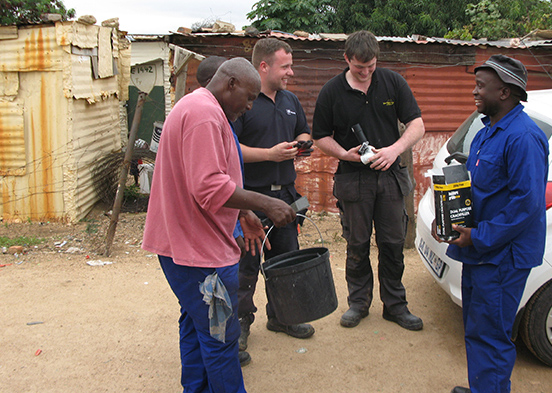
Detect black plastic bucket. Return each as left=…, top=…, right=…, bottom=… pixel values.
left=262, top=247, right=338, bottom=325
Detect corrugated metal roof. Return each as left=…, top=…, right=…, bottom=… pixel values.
left=128, top=34, right=168, bottom=42
left=429, top=36, right=552, bottom=48
left=173, top=29, right=552, bottom=49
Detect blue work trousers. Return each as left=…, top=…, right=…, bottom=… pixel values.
left=462, top=260, right=530, bottom=393
left=159, top=255, right=246, bottom=393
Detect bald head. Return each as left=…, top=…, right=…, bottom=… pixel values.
left=196, top=56, right=227, bottom=87
left=212, top=57, right=261, bottom=87
left=207, top=57, right=261, bottom=122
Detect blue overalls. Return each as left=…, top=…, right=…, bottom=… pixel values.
left=447, top=104, right=548, bottom=392
left=159, top=256, right=246, bottom=393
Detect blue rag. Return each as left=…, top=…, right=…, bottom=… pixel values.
left=199, top=272, right=233, bottom=343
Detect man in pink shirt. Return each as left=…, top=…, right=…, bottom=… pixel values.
left=142, top=57, right=295, bottom=393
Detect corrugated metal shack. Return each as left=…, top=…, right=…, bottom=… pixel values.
left=169, top=31, right=552, bottom=213
left=126, top=34, right=172, bottom=146
left=0, top=21, right=131, bottom=222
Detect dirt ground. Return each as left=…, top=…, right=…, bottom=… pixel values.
left=1, top=208, right=551, bottom=393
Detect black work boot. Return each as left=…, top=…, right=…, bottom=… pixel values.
left=340, top=307, right=369, bottom=328
left=239, top=350, right=251, bottom=367
left=266, top=317, right=315, bottom=338
left=382, top=307, right=423, bottom=331
left=450, top=387, right=471, bottom=393
left=239, top=316, right=252, bottom=351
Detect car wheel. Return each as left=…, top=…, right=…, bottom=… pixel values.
left=520, top=279, right=552, bottom=366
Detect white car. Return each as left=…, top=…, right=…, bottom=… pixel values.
left=415, top=89, right=552, bottom=366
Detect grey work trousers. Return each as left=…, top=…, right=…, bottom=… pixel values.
left=333, top=167, right=411, bottom=315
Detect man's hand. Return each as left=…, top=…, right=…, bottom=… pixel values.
left=431, top=220, right=473, bottom=247
left=344, top=145, right=362, bottom=162
left=447, top=225, right=473, bottom=248
left=264, top=198, right=296, bottom=228
left=369, top=146, right=399, bottom=171
left=239, top=210, right=271, bottom=256
left=268, top=141, right=299, bottom=162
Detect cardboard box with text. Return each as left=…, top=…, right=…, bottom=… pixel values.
left=433, top=164, right=473, bottom=241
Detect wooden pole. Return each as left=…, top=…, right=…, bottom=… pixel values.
left=105, top=92, right=147, bottom=256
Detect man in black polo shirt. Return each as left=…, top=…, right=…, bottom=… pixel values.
left=233, top=38, right=314, bottom=354
left=312, top=30, right=425, bottom=331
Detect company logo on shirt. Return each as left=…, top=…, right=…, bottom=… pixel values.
left=383, top=100, right=395, bottom=106
left=286, top=109, right=296, bottom=116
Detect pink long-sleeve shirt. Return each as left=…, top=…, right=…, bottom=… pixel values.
left=142, top=88, right=242, bottom=267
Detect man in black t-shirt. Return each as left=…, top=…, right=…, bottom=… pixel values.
left=313, top=30, right=425, bottom=331
left=233, top=38, right=313, bottom=356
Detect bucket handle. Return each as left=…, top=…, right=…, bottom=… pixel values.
left=259, top=213, right=324, bottom=280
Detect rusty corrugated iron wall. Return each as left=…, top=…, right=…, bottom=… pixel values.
left=409, top=46, right=552, bottom=200
left=0, top=102, right=25, bottom=175
left=171, top=33, right=552, bottom=213
left=0, top=22, right=131, bottom=222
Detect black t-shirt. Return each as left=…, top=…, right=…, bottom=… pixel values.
left=312, top=67, right=421, bottom=173
left=233, top=90, right=310, bottom=188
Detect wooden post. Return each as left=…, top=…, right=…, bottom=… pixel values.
left=173, top=52, right=191, bottom=104
left=105, top=92, right=147, bottom=256
left=170, top=44, right=205, bottom=103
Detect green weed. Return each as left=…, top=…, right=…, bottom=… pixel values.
left=80, top=218, right=100, bottom=235
left=0, top=236, right=44, bottom=248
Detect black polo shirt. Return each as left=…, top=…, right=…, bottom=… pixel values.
left=312, top=67, right=421, bottom=173
left=233, top=90, right=310, bottom=189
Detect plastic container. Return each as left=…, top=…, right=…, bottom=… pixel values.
left=262, top=245, right=338, bottom=325
left=149, top=121, right=163, bottom=153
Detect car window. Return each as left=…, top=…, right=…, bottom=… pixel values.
left=447, top=110, right=552, bottom=157
left=532, top=117, right=552, bottom=140
left=446, top=112, right=484, bottom=155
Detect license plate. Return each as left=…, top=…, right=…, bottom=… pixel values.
left=418, top=237, right=446, bottom=278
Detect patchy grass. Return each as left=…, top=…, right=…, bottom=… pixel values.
left=0, top=236, right=44, bottom=248
left=81, top=218, right=100, bottom=235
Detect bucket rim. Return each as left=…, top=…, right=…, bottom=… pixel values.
left=260, top=214, right=324, bottom=281
left=262, top=247, right=330, bottom=278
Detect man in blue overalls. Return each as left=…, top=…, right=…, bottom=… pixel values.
left=439, top=55, right=548, bottom=393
